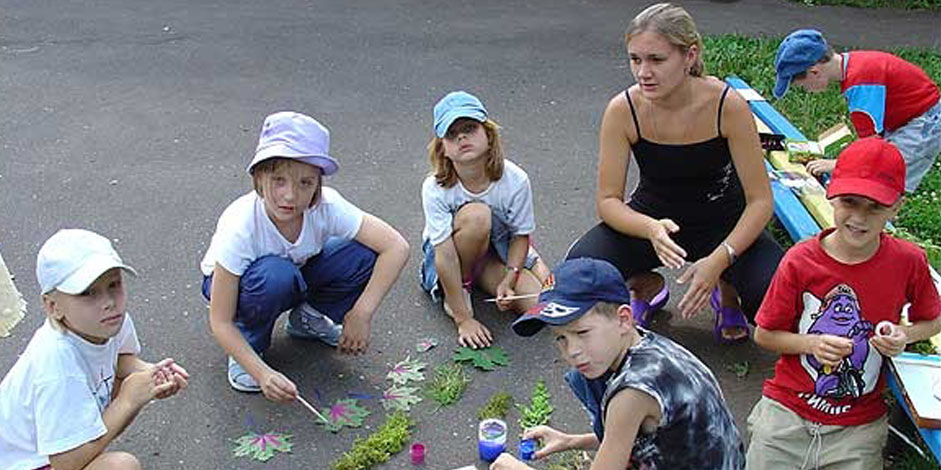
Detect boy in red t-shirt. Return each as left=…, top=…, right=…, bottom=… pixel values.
left=773, top=29, right=941, bottom=192
left=745, top=137, right=940, bottom=470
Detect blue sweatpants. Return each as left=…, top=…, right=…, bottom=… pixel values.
left=202, top=238, right=376, bottom=352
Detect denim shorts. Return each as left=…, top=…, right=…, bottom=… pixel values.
left=419, top=213, right=537, bottom=303
left=886, top=99, right=941, bottom=192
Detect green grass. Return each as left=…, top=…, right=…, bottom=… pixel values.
left=790, top=0, right=940, bottom=10
left=704, top=35, right=941, bottom=267
left=425, top=363, right=470, bottom=407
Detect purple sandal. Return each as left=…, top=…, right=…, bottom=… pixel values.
left=710, top=287, right=750, bottom=344
left=630, top=285, right=670, bottom=328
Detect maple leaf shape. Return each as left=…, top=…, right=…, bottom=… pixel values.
left=317, top=398, right=371, bottom=433
left=452, top=346, right=510, bottom=371
left=231, top=431, right=293, bottom=462
left=416, top=337, right=439, bottom=353
left=380, top=385, right=423, bottom=412
left=386, top=356, right=426, bottom=385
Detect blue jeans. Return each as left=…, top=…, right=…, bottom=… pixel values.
left=202, top=238, right=376, bottom=352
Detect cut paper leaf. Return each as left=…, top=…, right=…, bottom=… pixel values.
left=386, top=356, right=426, bottom=385
left=232, top=431, right=293, bottom=462
left=416, top=337, right=439, bottom=353
left=452, top=346, right=510, bottom=371
left=318, top=398, right=371, bottom=433
left=381, top=385, right=423, bottom=412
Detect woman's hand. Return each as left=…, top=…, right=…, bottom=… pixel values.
left=675, top=251, right=725, bottom=317
left=647, top=219, right=687, bottom=269
left=806, top=158, right=836, bottom=176
left=523, top=425, right=572, bottom=460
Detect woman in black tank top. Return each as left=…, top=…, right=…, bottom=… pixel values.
left=567, top=3, right=783, bottom=344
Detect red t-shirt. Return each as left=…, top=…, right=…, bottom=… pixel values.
left=756, top=229, right=940, bottom=425
left=841, top=51, right=940, bottom=137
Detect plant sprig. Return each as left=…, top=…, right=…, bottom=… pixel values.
left=425, top=363, right=470, bottom=406
left=478, top=390, right=513, bottom=420
left=518, top=380, right=553, bottom=430
left=331, top=411, right=412, bottom=470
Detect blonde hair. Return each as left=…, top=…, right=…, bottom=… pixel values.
left=426, top=119, right=505, bottom=188
left=251, top=157, right=322, bottom=208
left=41, top=291, right=67, bottom=332
left=625, top=3, right=705, bottom=77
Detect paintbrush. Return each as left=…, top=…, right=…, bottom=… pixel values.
left=296, top=394, right=329, bottom=423
left=0, top=251, right=26, bottom=338
left=483, top=293, right=540, bottom=303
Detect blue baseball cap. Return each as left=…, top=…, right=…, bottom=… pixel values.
left=433, top=91, right=488, bottom=138
left=248, top=111, right=339, bottom=175
left=511, top=258, right=631, bottom=337
left=773, top=29, right=828, bottom=99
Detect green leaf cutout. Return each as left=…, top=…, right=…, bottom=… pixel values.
left=232, top=431, right=293, bottom=462
left=452, top=346, right=510, bottom=371
left=318, top=398, right=371, bottom=433
left=381, top=385, right=423, bottom=412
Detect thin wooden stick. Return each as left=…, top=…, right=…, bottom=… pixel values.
left=483, top=293, right=540, bottom=303
left=297, top=394, right=328, bottom=423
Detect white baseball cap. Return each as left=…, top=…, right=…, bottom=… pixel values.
left=36, top=229, right=137, bottom=295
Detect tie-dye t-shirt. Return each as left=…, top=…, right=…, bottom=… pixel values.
left=565, top=329, right=745, bottom=470
left=756, top=228, right=940, bottom=426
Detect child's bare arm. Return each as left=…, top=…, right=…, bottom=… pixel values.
left=872, top=317, right=941, bottom=357
left=434, top=239, right=492, bottom=348
left=49, top=370, right=173, bottom=470
left=591, top=388, right=660, bottom=470
left=902, top=317, right=941, bottom=343
left=209, top=264, right=296, bottom=403
left=342, top=213, right=409, bottom=354
left=754, top=326, right=853, bottom=368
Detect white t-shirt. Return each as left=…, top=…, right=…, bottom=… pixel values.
left=421, top=159, right=535, bottom=246
left=200, top=187, right=365, bottom=276
left=0, top=316, right=141, bottom=470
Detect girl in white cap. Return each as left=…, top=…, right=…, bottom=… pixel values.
left=200, top=111, right=409, bottom=402
left=420, top=91, right=550, bottom=349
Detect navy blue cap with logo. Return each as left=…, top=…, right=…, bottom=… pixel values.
left=511, top=258, right=631, bottom=337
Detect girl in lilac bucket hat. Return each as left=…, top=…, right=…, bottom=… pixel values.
left=199, top=111, right=409, bottom=402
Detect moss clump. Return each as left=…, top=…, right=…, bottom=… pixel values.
left=331, top=411, right=412, bottom=470
left=478, top=390, right=513, bottom=420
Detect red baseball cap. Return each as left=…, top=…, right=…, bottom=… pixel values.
left=826, top=137, right=906, bottom=206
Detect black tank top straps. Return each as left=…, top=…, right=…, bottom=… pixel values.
left=624, top=84, right=745, bottom=230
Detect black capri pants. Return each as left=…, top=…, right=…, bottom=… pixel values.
left=565, top=220, right=783, bottom=323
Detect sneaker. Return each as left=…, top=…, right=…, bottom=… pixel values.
left=286, top=302, right=343, bottom=347
left=227, top=356, right=261, bottom=393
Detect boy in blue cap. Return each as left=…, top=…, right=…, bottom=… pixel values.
left=773, top=29, right=940, bottom=192
left=490, top=258, right=744, bottom=470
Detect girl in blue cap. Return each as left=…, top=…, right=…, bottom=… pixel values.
left=420, top=91, right=550, bottom=349
left=200, top=111, right=409, bottom=402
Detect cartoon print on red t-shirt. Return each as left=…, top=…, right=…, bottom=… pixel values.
left=800, top=285, right=877, bottom=400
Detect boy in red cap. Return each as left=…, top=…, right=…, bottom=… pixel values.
left=746, top=137, right=940, bottom=470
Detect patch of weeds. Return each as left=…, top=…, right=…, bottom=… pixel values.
left=906, top=339, right=939, bottom=356
left=331, top=411, right=412, bottom=470
left=425, top=363, right=470, bottom=406
left=478, top=390, right=513, bottom=420
left=887, top=447, right=941, bottom=470
left=518, top=380, right=554, bottom=430
left=726, top=361, right=750, bottom=379
left=546, top=450, right=593, bottom=470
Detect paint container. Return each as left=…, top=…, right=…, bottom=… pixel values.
left=518, top=438, right=536, bottom=461
left=410, top=442, right=425, bottom=465
left=478, top=418, right=507, bottom=462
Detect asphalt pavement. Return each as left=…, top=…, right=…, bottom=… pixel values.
left=1, top=0, right=939, bottom=468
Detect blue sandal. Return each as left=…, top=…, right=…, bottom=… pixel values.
left=630, top=285, right=669, bottom=328
left=710, top=287, right=750, bottom=344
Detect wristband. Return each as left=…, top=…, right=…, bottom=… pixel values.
left=505, top=266, right=521, bottom=285
left=721, top=241, right=737, bottom=265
